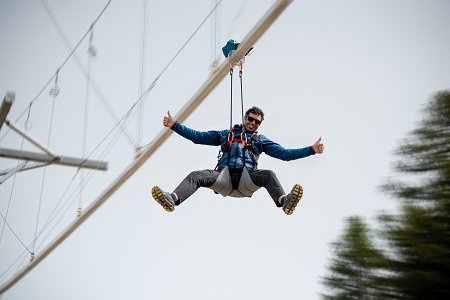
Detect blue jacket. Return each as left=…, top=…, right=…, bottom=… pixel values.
left=171, top=123, right=316, bottom=171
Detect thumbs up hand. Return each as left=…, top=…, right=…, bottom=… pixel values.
left=163, top=111, right=175, bottom=128
left=312, top=137, right=324, bottom=154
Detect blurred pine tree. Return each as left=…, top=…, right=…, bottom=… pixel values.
left=321, top=91, right=450, bottom=299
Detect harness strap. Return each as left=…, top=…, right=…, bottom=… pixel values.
left=219, top=126, right=260, bottom=169
left=229, top=68, right=233, bottom=130
left=239, top=64, right=244, bottom=125
left=218, top=64, right=259, bottom=172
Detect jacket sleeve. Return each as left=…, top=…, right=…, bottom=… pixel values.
left=259, top=135, right=316, bottom=161
left=171, top=122, right=227, bottom=146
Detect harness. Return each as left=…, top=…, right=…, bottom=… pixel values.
left=209, top=47, right=261, bottom=198
left=220, top=126, right=260, bottom=171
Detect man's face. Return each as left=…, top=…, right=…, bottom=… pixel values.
left=243, top=113, right=262, bottom=132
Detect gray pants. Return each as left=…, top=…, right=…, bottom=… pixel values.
left=173, top=169, right=285, bottom=207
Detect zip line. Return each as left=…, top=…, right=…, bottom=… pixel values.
left=0, top=0, right=293, bottom=295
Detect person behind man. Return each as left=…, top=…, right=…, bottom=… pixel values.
left=152, top=106, right=324, bottom=215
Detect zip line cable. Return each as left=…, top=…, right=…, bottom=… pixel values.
left=0, top=0, right=113, bottom=145
left=229, top=68, right=233, bottom=129
left=228, top=64, right=245, bottom=129
left=239, top=66, right=245, bottom=125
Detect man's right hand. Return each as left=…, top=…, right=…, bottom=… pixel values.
left=163, top=111, right=175, bottom=128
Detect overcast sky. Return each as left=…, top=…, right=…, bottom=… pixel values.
left=1, top=0, right=449, bottom=299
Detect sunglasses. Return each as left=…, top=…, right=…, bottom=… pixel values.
left=246, top=115, right=262, bottom=125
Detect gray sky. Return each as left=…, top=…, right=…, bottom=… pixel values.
left=1, top=0, right=449, bottom=299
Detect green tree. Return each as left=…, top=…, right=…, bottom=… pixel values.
left=321, top=91, right=450, bottom=299
left=322, top=216, right=386, bottom=299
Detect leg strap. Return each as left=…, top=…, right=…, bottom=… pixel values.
left=209, top=166, right=261, bottom=198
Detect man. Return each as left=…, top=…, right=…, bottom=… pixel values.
left=152, top=106, right=324, bottom=215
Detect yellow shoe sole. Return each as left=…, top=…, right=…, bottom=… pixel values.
left=283, top=184, right=303, bottom=215
left=151, top=186, right=175, bottom=212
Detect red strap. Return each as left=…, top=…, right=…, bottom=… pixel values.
left=230, top=138, right=247, bottom=148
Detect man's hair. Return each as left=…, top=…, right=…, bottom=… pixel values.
left=245, top=106, right=265, bottom=121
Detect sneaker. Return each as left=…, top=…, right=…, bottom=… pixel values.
left=282, top=184, right=303, bottom=215
left=151, top=186, right=176, bottom=212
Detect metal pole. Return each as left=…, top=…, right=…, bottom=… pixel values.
left=5, top=121, right=57, bottom=158
left=0, top=148, right=108, bottom=171
left=0, top=0, right=293, bottom=294
left=0, top=93, right=14, bottom=131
